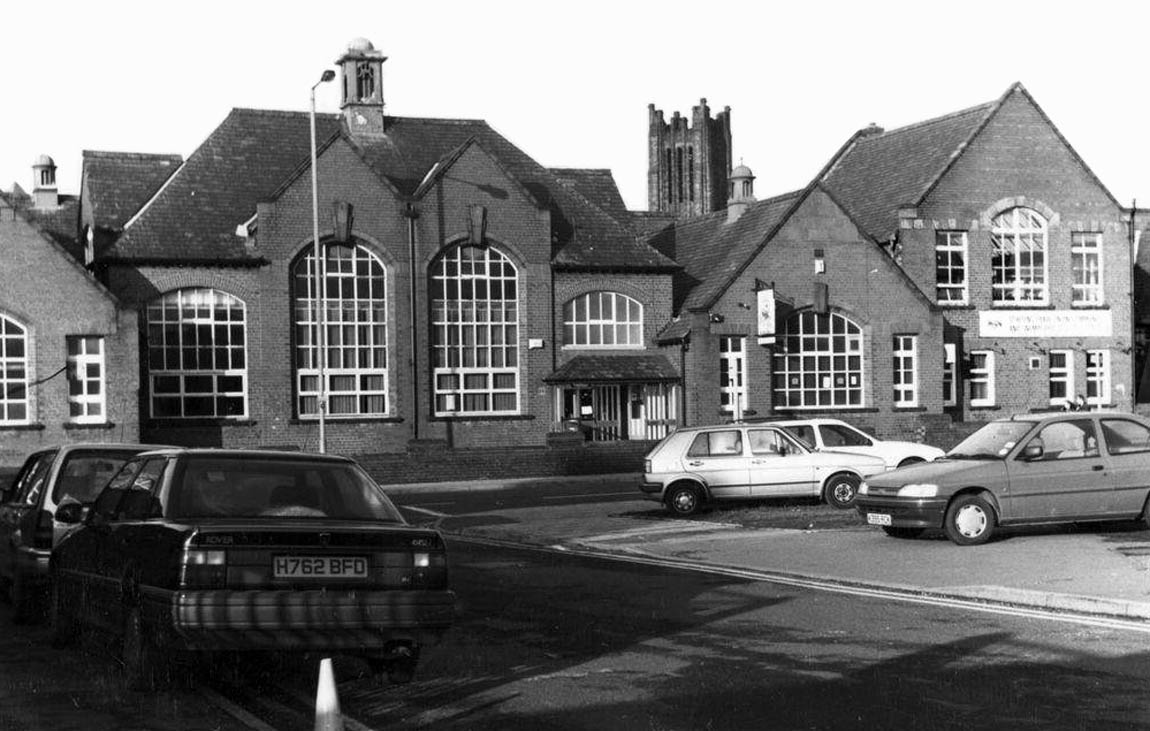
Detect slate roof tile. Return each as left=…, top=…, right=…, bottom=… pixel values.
left=543, top=353, right=680, bottom=383
left=82, top=150, right=183, bottom=231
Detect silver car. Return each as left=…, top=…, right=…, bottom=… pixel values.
left=640, top=423, right=888, bottom=516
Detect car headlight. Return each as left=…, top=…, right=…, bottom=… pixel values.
left=897, top=483, right=939, bottom=498
left=858, top=481, right=869, bottom=495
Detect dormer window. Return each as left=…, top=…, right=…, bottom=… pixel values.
left=355, top=62, right=375, bottom=101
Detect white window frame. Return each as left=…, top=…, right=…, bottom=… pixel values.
left=431, top=244, right=520, bottom=416
left=969, top=350, right=996, bottom=407
left=1047, top=349, right=1073, bottom=407
left=563, top=291, right=644, bottom=349
left=719, top=336, right=746, bottom=413
left=991, top=207, right=1049, bottom=306
left=1086, top=349, right=1111, bottom=406
left=1071, top=232, right=1104, bottom=306
left=0, top=314, right=30, bottom=425
left=145, top=288, right=248, bottom=419
left=942, top=343, right=957, bottom=407
left=935, top=231, right=968, bottom=305
left=892, top=334, right=918, bottom=407
left=773, top=311, right=865, bottom=409
left=67, top=336, right=106, bottom=424
left=293, top=243, right=388, bottom=419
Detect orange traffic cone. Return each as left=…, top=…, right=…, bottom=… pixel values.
left=315, top=657, right=344, bottom=731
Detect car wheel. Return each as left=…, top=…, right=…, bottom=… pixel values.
left=944, top=494, right=996, bottom=546
left=823, top=473, right=860, bottom=509
left=48, top=578, right=79, bottom=649
left=665, top=483, right=702, bottom=517
left=882, top=526, right=924, bottom=539
left=123, top=606, right=166, bottom=691
left=897, top=457, right=925, bottom=468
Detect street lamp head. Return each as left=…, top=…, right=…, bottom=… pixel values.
left=319, top=69, right=336, bottom=83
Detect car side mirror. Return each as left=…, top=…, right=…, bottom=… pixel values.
left=55, top=501, right=87, bottom=525
left=1021, top=441, right=1045, bottom=461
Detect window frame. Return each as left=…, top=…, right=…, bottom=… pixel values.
left=0, top=313, right=30, bottom=425
left=942, top=343, right=957, bottom=407
left=562, top=291, right=644, bottom=349
left=719, top=336, right=747, bottom=414
left=1047, top=349, right=1073, bottom=407
left=934, top=231, right=969, bottom=305
left=1070, top=231, right=1104, bottom=306
left=969, top=350, right=996, bottom=407
left=892, top=334, right=918, bottom=408
left=772, top=311, right=865, bottom=409
left=66, top=335, right=106, bottom=424
left=1085, top=349, right=1110, bottom=406
left=145, top=288, right=248, bottom=420
left=991, top=207, right=1049, bottom=306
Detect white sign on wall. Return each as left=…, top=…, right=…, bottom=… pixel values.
left=757, top=288, right=776, bottom=345
left=979, top=310, right=1113, bottom=338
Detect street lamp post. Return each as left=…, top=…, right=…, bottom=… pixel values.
left=310, top=69, right=335, bottom=453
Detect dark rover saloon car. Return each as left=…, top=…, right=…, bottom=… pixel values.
left=48, top=448, right=455, bottom=688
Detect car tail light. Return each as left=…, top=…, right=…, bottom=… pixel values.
left=182, top=548, right=227, bottom=588
left=409, top=548, right=448, bottom=589
left=644, top=459, right=652, bottom=474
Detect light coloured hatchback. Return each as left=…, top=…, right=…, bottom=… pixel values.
left=640, top=423, right=888, bottom=516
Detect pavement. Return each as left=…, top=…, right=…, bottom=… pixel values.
left=385, top=473, right=1150, bottom=624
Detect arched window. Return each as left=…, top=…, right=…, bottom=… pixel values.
left=146, top=289, right=247, bottom=418
left=430, top=244, right=519, bottom=415
left=0, top=314, right=29, bottom=424
left=991, top=207, right=1048, bottom=304
left=773, top=311, right=864, bottom=408
left=292, top=242, right=388, bottom=417
left=355, top=62, right=375, bottom=101
left=563, top=292, right=643, bottom=347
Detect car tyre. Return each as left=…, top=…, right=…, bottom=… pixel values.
left=665, top=483, right=703, bottom=517
left=823, top=473, right=861, bottom=509
left=123, top=606, right=166, bottom=691
left=48, top=578, right=79, bottom=649
left=944, top=494, right=996, bottom=546
left=882, top=526, right=924, bottom=539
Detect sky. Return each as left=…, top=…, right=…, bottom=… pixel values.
left=2, top=0, right=1146, bottom=212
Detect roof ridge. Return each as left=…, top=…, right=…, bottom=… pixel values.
left=862, top=100, right=996, bottom=141
left=551, top=167, right=612, bottom=174
left=82, top=150, right=182, bottom=161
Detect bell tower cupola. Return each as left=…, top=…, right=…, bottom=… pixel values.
left=31, top=154, right=58, bottom=210
left=337, top=37, right=388, bottom=137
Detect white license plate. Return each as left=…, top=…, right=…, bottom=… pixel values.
left=273, top=556, right=368, bottom=578
left=867, top=513, right=892, bottom=526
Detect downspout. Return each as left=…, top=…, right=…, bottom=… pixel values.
left=550, top=265, right=558, bottom=425
left=680, top=333, right=690, bottom=427
left=405, top=202, right=420, bottom=440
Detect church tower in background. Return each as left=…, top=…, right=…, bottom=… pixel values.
left=648, top=99, right=732, bottom=217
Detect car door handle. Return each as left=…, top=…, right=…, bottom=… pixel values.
left=688, top=460, right=704, bottom=467
left=1092, top=465, right=1104, bottom=471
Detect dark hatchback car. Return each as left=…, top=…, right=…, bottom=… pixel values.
left=49, top=448, right=455, bottom=689
left=856, top=412, right=1150, bottom=545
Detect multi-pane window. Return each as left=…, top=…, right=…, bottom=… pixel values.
left=1086, top=349, right=1110, bottom=405
left=1048, top=349, right=1073, bottom=406
left=892, top=335, right=918, bottom=407
left=355, top=62, right=375, bottom=100
left=942, top=343, right=957, bottom=407
left=292, top=243, right=387, bottom=418
left=146, top=289, right=247, bottom=419
left=563, top=292, right=643, bottom=347
left=935, top=231, right=968, bottom=304
left=719, top=336, right=746, bottom=413
left=1071, top=232, right=1103, bottom=305
left=991, top=207, right=1048, bottom=304
left=431, top=245, right=519, bottom=415
left=0, top=314, right=29, bottom=424
left=67, top=336, right=105, bottom=423
left=969, top=350, right=995, bottom=407
left=773, top=311, right=864, bottom=408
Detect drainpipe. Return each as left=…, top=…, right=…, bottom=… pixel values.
left=405, top=202, right=420, bottom=440
left=679, top=334, right=689, bottom=427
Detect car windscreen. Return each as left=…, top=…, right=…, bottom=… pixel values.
left=52, top=450, right=141, bottom=504
left=169, top=455, right=405, bottom=523
left=947, top=421, right=1036, bottom=459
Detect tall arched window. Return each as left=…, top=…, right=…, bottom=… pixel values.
left=146, top=289, right=247, bottom=418
left=292, top=242, right=388, bottom=417
left=0, top=314, right=29, bottom=424
left=563, top=292, right=643, bottom=347
left=430, top=244, right=519, bottom=415
left=991, top=207, right=1048, bottom=304
left=773, top=311, right=864, bottom=408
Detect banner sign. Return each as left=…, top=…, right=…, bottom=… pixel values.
left=757, top=288, right=776, bottom=345
left=979, top=310, right=1113, bottom=338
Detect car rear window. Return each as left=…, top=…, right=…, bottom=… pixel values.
left=52, top=450, right=140, bottom=504
left=170, top=455, right=404, bottom=523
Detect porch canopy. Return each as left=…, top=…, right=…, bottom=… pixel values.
left=544, top=354, right=680, bottom=384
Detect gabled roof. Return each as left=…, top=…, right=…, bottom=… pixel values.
left=820, top=83, right=1122, bottom=242
left=550, top=168, right=632, bottom=224
left=0, top=189, right=80, bottom=252
left=81, top=150, right=182, bottom=232
left=648, top=191, right=803, bottom=313
left=106, top=109, right=675, bottom=271
left=110, top=108, right=342, bottom=262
